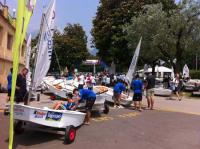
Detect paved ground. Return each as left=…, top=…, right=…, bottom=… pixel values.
left=1, top=93, right=200, bottom=149
left=1, top=109, right=200, bottom=149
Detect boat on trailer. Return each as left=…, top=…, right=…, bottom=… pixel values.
left=13, top=104, right=85, bottom=144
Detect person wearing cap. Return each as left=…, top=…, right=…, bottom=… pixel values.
left=113, top=80, right=126, bottom=108
left=73, top=88, right=96, bottom=125
left=131, top=75, right=143, bottom=111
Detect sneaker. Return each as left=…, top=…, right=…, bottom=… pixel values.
left=138, top=109, right=142, bottom=112
left=118, top=105, right=124, bottom=109
left=113, top=105, right=118, bottom=108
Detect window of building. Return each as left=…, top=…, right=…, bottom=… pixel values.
left=7, top=33, right=13, bottom=50
left=0, top=26, right=3, bottom=46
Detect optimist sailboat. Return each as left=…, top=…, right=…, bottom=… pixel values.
left=98, top=38, right=142, bottom=106
left=13, top=1, right=85, bottom=143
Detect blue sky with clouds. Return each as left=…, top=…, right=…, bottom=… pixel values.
left=3, top=0, right=180, bottom=54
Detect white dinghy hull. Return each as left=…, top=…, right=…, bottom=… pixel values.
left=14, top=104, right=85, bottom=128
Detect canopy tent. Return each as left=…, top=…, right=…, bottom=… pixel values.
left=138, top=66, right=172, bottom=78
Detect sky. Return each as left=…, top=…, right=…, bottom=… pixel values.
left=3, top=0, right=180, bottom=55
left=3, top=0, right=100, bottom=54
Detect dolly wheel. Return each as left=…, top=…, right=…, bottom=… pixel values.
left=50, top=95, right=56, bottom=100
left=14, top=121, right=24, bottom=134
left=64, top=126, right=76, bottom=144
left=103, top=103, right=110, bottom=114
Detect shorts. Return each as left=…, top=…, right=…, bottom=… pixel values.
left=113, top=91, right=120, bottom=101
left=78, top=84, right=84, bottom=89
left=85, top=97, right=96, bottom=111
left=7, top=89, right=11, bottom=97
left=146, top=89, right=154, bottom=97
left=133, top=93, right=142, bottom=101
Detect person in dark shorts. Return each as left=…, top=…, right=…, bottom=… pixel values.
left=73, top=88, right=96, bottom=125
left=131, top=75, right=143, bottom=111
left=7, top=68, right=13, bottom=102
left=15, top=68, right=29, bottom=104
left=145, top=73, right=156, bottom=110
left=113, top=80, right=126, bottom=108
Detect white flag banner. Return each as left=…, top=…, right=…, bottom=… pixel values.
left=25, top=34, right=32, bottom=90
left=25, top=34, right=32, bottom=69
left=33, top=0, right=56, bottom=90
left=171, top=67, right=175, bottom=79
left=126, top=37, right=142, bottom=84
left=109, top=61, right=116, bottom=74
left=183, top=64, right=189, bottom=78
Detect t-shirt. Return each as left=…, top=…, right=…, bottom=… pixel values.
left=114, top=82, right=126, bottom=94
left=16, top=74, right=27, bottom=93
left=146, top=75, right=155, bottom=89
left=79, top=89, right=96, bottom=101
left=78, top=75, right=85, bottom=85
left=63, top=102, right=75, bottom=110
left=131, top=79, right=143, bottom=94
left=7, top=73, right=12, bottom=90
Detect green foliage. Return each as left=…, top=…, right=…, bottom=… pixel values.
left=126, top=0, right=200, bottom=73
left=92, top=0, right=176, bottom=70
left=50, top=24, right=89, bottom=72
left=190, top=70, right=200, bottom=79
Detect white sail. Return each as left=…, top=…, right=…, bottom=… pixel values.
left=183, top=64, right=189, bottom=78
left=171, top=67, right=175, bottom=79
left=25, top=34, right=32, bottom=90
left=109, top=61, right=116, bottom=74
left=25, top=34, right=32, bottom=69
left=126, top=37, right=142, bottom=84
left=33, top=0, right=56, bottom=90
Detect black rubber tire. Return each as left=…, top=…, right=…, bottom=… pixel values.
left=103, top=103, right=110, bottom=114
left=14, top=121, right=24, bottom=134
left=64, top=126, right=76, bottom=144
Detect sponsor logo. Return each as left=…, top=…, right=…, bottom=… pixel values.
left=14, top=106, right=24, bottom=116
left=46, top=111, right=62, bottom=121
left=33, top=110, right=46, bottom=118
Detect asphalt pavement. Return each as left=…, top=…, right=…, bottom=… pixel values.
left=1, top=107, right=200, bottom=149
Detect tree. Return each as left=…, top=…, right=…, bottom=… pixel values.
left=126, top=0, right=200, bottom=73
left=50, top=24, right=89, bottom=72
left=92, top=0, right=176, bottom=71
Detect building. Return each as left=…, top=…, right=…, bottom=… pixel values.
left=0, top=2, right=26, bottom=89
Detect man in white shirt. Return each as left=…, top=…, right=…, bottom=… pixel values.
left=78, top=73, right=85, bottom=89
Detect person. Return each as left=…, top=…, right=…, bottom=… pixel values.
left=15, top=68, right=29, bottom=104
left=113, top=80, right=126, bottom=108
left=105, top=74, right=110, bottom=87
left=53, top=93, right=76, bottom=110
left=173, top=73, right=182, bottom=101
left=131, top=75, right=143, bottom=111
left=85, top=73, right=93, bottom=90
left=145, top=73, right=156, bottom=110
left=78, top=73, right=85, bottom=89
left=7, top=68, right=13, bottom=102
left=73, top=88, right=96, bottom=125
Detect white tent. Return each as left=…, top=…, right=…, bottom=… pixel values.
left=138, top=66, right=172, bottom=78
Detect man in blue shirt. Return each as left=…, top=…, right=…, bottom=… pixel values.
left=73, top=88, right=96, bottom=125
left=7, top=68, right=13, bottom=102
left=131, top=75, right=143, bottom=111
left=113, top=80, right=126, bottom=108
